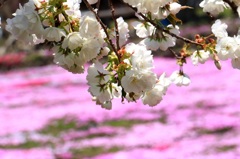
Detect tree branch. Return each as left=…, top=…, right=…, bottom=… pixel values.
left=82, top=0, right=119, bottom=59
left=96, top=0, right=101, bottom=15
left=223, top=0, right=238, bottom=15
left=108, top=0, right=120, bottom=51
left=0, top=0, right=8, bottom=8
left=120, top=0, right=203, bottom=47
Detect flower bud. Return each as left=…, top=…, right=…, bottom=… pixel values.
left=214, top=60, right=222, bottom=70
left=169, top=2, right=181, bottom=15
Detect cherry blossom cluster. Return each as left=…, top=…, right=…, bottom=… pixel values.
left=4, top=0, right=240, bottom=109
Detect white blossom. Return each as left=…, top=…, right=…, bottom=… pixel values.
left=125, top=43, right=154, bottom=71
left=191, top=50, right=210, bottom=65
left=132, top=21, right=154, bottom=38
left=63, top=0, right=81, bottom=19
left=140, top=25, right=179, bottom=51
left=215, top=36, right=237, bottom=60
left=121, top=70, right=157, bottom=94
left=142, top=73, right=171, bottom=106
left=44, top=27, right=66, bottom=42
left=80, top=13, right=105, bottom=39
left=116, top=17, right=129, bottom=47
left=211, top=20, right=228, bottom=38
left=169, top=2, right=182, bottom=15
left=5, top=2, right=44, bottom=44
left=170, top=71, right=191, bottom=86
left=62, top=32, right=84, bottom=50
left=200, top=0, right=229, bottom=16
left=87, top=62, right=121, bottom=106
left=123, top=0, right=173, bottom=19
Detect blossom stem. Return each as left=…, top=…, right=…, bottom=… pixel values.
left=108, top=0, right=120, bottom=51
left=82, top=0, right=119, bottom=59
left=168, top=48, right=181, bottom=59
left=62, top=11, right=73, bottom=33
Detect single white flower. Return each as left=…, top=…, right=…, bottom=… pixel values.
left=142, top=73, right=171, bottom=106
left=87, top=62, right=121, bottom=105
left=62, top=32, right=84, bottom=50
left=53, top=47, right=85, bottom=74
left=132, top=21, right=155, bottom=38
left=200, top=0, right=229, bottom=16
left=191, top=50, right=210, bottom=65
left=170, top=71, right=191, bottom=86
left=79, top=37, right=102, bottom=62
left=87, top=62, right=110, bottom=85
left=211, top=20, right=228, bottom=38
left=63, top=0, right=81, bottom=19
left=44, top=27, right=66, bottom=42
left=121, top=70, right=157, bottom=94
left=140, top=25, right=179, bottom=51
left=169, top=2, right=182, bottom=15
left=80, top=13, right=103, bottom=38
left=116, top=17, right=129, bottom=47
left=215, top=36, right=237, bottom=60
left=125, top=43, right=154, bottom=71
left=142, top=85, right=164, bottom=106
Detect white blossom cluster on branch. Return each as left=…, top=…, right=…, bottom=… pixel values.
left=3, top=0, right=240, bottom=109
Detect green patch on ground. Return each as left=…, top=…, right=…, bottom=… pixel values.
left=77, top=120, right=98, bottom=131
left=71, top=146, right=121, bottom=158
left=196, top=126, right=234, bottom=135
left=0, top=140, right=42, bottom=149
left=39, top=117, right=79, bottom=136
left=85, top=132, right=115, bottom=139
left=103, top=119, right=149, bottom=128
left=215, top=144, right=237, bottom=152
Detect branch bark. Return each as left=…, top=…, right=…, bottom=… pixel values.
left=0, top=0, right=8, bottom=8
left=121, top=0, right=203, bottom=46
left=223, top=0, right=238, bottom=15
left=82, top=0, right=119, bottom=58
left=108, top=0, right=120, bottom=51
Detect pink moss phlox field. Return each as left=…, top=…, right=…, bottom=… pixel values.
left=1, top=58, right=240, bottom=158
left=0, top=148, right=55, bottom=159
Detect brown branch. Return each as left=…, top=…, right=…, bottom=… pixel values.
left=120, top=0, right=203, bottom=47
left=108, top=0, right=120, bottom=51
left=168, top=48, right=181, bottom=59
left=0, top=0, right=8, bottom=8
left=82, top=0, right=119, bottom=58
left=223, top=0, right=238, bottom=15
left=96, top=0, right=101, bottom=15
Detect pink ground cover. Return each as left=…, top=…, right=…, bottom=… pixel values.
left=0, top=58, right=240, bottom=158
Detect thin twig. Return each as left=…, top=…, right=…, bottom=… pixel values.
left=108, top=0, right=120, bottom=51
left=121, top=0, right=203, bottom=47
left=96, top=0, right=101, bottom=15
left=82, top=0, right=119, bottom=58
left=168, top=48, right=181, bottom=59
